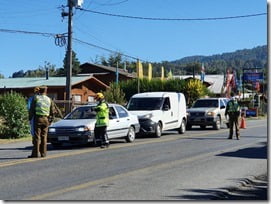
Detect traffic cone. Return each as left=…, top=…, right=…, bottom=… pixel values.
left=240, top=116, right=246, bottom=129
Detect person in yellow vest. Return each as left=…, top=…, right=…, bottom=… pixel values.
left=225, top=92, right=241, bottom=140
left=28, top=86, right=54, bottom=158
left=94, top=92, right=109, bottom=148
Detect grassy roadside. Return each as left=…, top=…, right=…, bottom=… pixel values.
left=0, top=136, right=32, bottom=144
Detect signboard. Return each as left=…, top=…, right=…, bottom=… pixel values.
left=246, top=108, right=258, bottom=117
left=243, top=72, right=264, bottom=82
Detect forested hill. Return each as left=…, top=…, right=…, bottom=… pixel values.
left=170, top=45, right=267, bottom=74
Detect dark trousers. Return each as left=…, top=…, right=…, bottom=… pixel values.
left=94, top=126, right=109, bottom=145
left=228, top=113, right=240, bottom=138
left=31, top=116, right=49, bottom=157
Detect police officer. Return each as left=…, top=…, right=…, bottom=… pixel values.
left=225, top=92, right=241, bottom=140
left=28, top=86, right=54, bottom=158
left=94, top=92, right=109, bottom=148
left=27, top=86, right=40, bottom=140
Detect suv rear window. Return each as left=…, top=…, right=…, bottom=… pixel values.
left=193, top=99, right=218, bottom=108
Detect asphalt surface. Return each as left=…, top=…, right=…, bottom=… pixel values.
left=0, top=119, right=268, bottom=201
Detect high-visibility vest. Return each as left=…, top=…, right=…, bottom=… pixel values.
left=227, top=99, right=240, bottom=113
left=95, top=101, right=109, bottom=127
left=35, top=95, right=51, bottom=116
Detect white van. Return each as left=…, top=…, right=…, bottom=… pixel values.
left=127, top=92, right=187, bottom=137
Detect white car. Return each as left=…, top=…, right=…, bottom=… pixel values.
left=186, top=98, right=230, bottom=130
left=48, top=103, right=140, bottom=147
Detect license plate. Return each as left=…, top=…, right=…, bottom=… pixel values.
left=58, top=136, right=69, bottom=141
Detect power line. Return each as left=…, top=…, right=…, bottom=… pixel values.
left=73, top=38, right=145, bottom=61
left=0, top=28, right=55, bottom=37
left=78, top=9, right=267, bottom=21
left=0, top=28, right=146, bottom=61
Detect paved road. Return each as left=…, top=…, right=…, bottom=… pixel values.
left=0, top=119, right=267, bottom=200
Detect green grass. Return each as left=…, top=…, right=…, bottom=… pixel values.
left=0, top=135, right=32, bottom=144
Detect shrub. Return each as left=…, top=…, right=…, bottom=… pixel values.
left=103, top=83, right=127, bottom=105
left=0, top=91, right=30, bottom=139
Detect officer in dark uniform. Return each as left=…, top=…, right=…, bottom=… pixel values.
left=94, top=92, right=109, bottom=148
left=28, top=86, right=54, bottom=158
left=225, top=92, right=241, bottom=140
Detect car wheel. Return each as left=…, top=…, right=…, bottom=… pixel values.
left=213, top=116, right=221, bottom=130
left=154, top=122, right=162, bottom=138
left=178, top=119, right=186, bottom=134
left=186, top=123, right=192, bottom=130
left=125, top=126, right=135, bottom=143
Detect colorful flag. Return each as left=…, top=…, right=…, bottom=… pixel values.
left=148, top=63, right=152, bottom=80
left=161, top=66, right=164, bottom=80
left=136, top=60, right=143, bottom=79
left=167, top=69, right=173, bottom=79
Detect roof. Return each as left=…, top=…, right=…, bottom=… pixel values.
left=173, top=75, right=225, bottom=94
left=80, top=62, right=136, bottom=78
left=0, top=76, right=108, bottom=89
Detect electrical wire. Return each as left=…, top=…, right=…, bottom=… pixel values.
left=78, top=9, right=267, bottom=21
left=91, top=0, right=129, bottom=6
left=0, top=28, right=144, bottom=61
left=73, top=38, right=145, bottom=61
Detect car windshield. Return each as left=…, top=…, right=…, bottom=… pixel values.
left=193, top=99, right=218, bottom=108
left=65, top=106, right=96, bottom=119
left=127, top=97, right=163, bottom=111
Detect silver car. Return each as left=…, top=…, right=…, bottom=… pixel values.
left=48, top=103, right=140, bottom=147
left=186, top=98, right=230, bottom=130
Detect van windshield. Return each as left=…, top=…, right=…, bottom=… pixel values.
left=127, top=97, right=163, bottom=111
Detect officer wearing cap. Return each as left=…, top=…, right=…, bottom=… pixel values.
left=225, top=92, right=241, bottom=140
left=27, top=86, right=40, bottom=140
left=94, top=92, right=110, bottom=148
left=28, top=86, right=54, bottom=158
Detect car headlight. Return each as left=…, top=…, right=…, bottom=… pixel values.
left=49, top=128, right=56, bottom=133
left=75, top=126, right=90, bottom=132
left=141, top=113, right=153, bottom=119
left=206, top=111, right=215, bottom=116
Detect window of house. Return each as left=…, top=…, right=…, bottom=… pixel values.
left=88, top=96, right=95, bottom=103
left=73, top=95, right=81, bottom=102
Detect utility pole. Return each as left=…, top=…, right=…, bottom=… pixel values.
left=65, top=0, right=73, bottom=114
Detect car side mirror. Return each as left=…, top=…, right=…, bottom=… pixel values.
left=163, top=105, right=169, bottom=111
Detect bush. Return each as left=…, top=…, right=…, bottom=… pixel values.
left=103, top=83, right=126, bottom=105
left=0, top=91, right=30, bottom=139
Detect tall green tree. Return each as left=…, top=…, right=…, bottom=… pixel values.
left=61, top=50, right=81, bottom=76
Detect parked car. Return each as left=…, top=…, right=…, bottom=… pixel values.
left=186, top=97, right=230, bottom=130
left=48, top=103, right=140, bottom=147
left=127, top=92, right=187, bottom=137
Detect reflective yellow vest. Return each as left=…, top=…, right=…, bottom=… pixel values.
left=35, top=95, right=51, bottom=116
left=95, top=101, right=109, bottom=127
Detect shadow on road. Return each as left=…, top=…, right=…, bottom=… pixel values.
left=167, top=174, right=267, bottom=200
left=216, top=142, right=267, bottom=159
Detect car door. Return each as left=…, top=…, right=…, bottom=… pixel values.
left=113, top=105, right=130, bottom=138
left=107, top=106, right=119, bottom=139
left=162, top=97, right=175, bottom=130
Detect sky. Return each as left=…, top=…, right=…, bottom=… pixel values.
left=0, top=0, right=267, bottom=78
